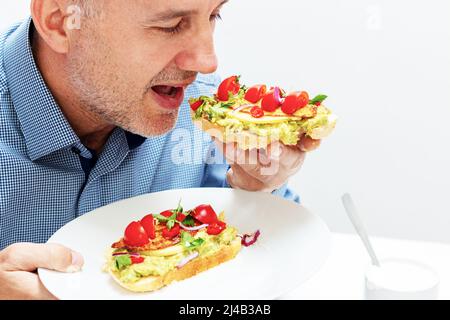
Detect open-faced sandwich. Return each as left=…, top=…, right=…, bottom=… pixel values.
left=106, top=202, right=260, bottom=292
left=190, top=75, right=337, bottom=150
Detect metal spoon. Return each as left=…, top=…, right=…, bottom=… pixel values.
left=342, top=193, right=380, bottom=266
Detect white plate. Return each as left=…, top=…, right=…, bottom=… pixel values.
left=39, top=188, right=330, bottom=300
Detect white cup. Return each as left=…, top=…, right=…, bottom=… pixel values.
left=365, top=258, right=440, bottom=300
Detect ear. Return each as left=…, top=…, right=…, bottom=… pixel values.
left=31, top=0, right=70, bottom=54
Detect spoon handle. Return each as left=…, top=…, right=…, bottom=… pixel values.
left=342, top=193, right=380, bottom=266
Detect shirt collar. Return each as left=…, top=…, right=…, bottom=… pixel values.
left=3, top=17, right=80, bottom=161
left=125, top=131, right=146, bottom=150
left=3, top=17, right=146, bottom=161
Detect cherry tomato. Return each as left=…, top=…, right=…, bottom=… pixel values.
left=160, top=210, right=173, bottom=218
left=140, top=214, right=156, bottom=240
left=217, top=76, right=240, bottom=101
left=190, top=99, right=203, bottom=112
left=162, top=223, right=181, bottom=239
left=250, top=106, right=264, bottom=118
left=192, top=204, right=219, bottom=224
left=130, top=255, right=145, bottom=264
left=314, top=101, right=321, bottom=106
left=298, top=91, right=310, bottom=107
left=261, top=88, right=283, bottom=112
left=207, top=221, right=227, bottom=235
left=176, top=212, right=187, bottom=222
left=124, top=221, right=149, bottom=247
left=281, top=91, right=309, bottom=115
left=244, top=85, right=267, bottom=103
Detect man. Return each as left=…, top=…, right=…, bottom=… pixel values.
left=0, top=0, right=320, bottom=299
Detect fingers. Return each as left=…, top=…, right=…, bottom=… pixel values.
left=226, top=167, right=276, bottom=193
left=0, top=243, right=76, bottom=300
left=269, top=142, right=306, bottom=172
left=216, top=140, right=306, bottom=170
left=298, top=135, right=321, bottom=152
left=0, top=271, right=56, bottom=300
left=232, top=143, right=304, bottom=181
left=214, top=138, right=309, bottom=192
left=0, top=243, right=84, bottom=273
left=216, top=139, right=306, bottom=192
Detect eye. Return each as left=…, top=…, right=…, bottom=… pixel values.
left=158, top=21, right=183, bottom=35
left=154, top=13, right=222, bottom=35
left=210, top=13, right=223, bottom=22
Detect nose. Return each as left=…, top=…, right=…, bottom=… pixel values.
left=175, top=26, right=218, bottom=74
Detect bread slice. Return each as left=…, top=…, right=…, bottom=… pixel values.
left=109, top=237, right=242, bottom=293
left=192, top=111, right=337, bottom=150
left=193, top=116, right=279, bottom=150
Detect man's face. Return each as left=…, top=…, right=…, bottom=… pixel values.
left=67, top=0, right=224, bottom=136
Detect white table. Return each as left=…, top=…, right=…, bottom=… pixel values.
left=280, top=233, right=450, bottom=300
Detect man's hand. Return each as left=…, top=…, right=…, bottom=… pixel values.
left=215, top=135, right=321, bottom=193
left=0, top=243, right=84, bottom=300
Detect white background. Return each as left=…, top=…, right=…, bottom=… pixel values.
left=1, top=1, right=450, bottom=243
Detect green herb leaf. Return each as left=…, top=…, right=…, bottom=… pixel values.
left=182, top=215, right=195, bottom=227
left=193, top=104, right=206, bottom=119
left=206, top=104, right=229, bottom=120
left=199, top=95, right=217, bottom=104
left=167, top=219, right=175, bottom=230
left=154, top=214, right=170, bottom=222
left=190, top=238, right=205, bottom=248
left=309, top=94, right=328, bottom=105
left=166, top=211, right=178, bottom=230
left=155, top=206, right=180, bottom=230
left=180, top=231, right=205, bottom=251
left=115, top=255, right=132, bottom=270
left=219, top=102, right=235, bottom=109
left=175, top=199, right=183, bottom=213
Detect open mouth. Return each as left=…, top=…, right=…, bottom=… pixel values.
left=152, top=85, right=181, bottom=98
left=150, top=85, right=185, bottom=110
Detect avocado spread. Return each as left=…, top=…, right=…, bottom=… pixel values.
left=111, top=227, right=238, bottom=283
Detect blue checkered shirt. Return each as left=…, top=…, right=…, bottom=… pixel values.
left=0, top=18, right=299, bottom=250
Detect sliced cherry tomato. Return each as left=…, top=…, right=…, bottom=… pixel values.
left=124, top=221, right=149, bottom=247
left=245, top=85, right=267, bottom=103
left=162, top=223, right=181, bottom=239
left=261, top=88, right=283, bottom=112
left=314, top=101, right=321, bottom=106
left=298, top=91, right=310, bottom=107
left=250, top=106, right=264, bottom=118
left=217, top=76, right=240, bottom=101
left=190, top=99, right=203, bottom=112
left=192, top=204, right=219, bottom=224
left=140, top=214, right=156, bottom=240
left=176, top=212, right=187, bottom=222
left=207, top=220, right=227, bottom=235
left=160, top=210, right=173, bottom=218
left=281, top=91, right=309, bottom=115
left=280, top=95, right=299, bottom=115
left=130, top=255, right=145, bottom=264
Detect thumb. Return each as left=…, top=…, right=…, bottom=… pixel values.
left=0, top=243, right=84, bottom=273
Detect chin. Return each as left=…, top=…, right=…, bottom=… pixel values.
left=131, top=112, right=178, bottom=137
